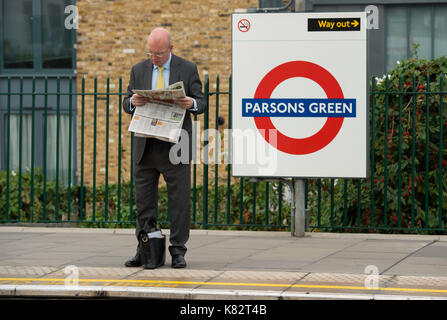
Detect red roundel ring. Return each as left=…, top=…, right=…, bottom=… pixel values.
left=254, top=61, right=344, bottom=155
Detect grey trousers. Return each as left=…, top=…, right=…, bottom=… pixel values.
left=134, top=138, right=191, bottom=257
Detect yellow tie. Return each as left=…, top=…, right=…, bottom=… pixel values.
left=156, top=66, right=165, bottom=89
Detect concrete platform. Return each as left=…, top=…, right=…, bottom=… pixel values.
left=1, top=226, right=447, bottom=300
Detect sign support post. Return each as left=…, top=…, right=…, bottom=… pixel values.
left=293, top=179, right=305, bottom=237
left=291, top=0, right=304, bottom=238
left=232, top=12, right=368, bottom=237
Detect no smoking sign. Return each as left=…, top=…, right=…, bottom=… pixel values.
left=232, top=12, right=368, bottom=178
left=237, top=19, right=251, bottom=32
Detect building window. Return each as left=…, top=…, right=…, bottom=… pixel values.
left=5, top=113, right=75, bottom=184
left=1, top=0, right=75, bottom=72
left=45, top=114, right=75, bottom=183
left=386, top=5, right=447, bottom=71
left=434, top=6, right=447, bottom=57
left=0, top=0, right=77, bottom=182
left=42, top=0, right=73, bottom=69
left=3, top=0, right=34, bottom=69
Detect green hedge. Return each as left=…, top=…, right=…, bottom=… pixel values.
left=0, top=168, right=291, bottom=230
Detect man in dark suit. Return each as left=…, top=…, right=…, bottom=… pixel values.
left=122, top=28, right=206, bottom=268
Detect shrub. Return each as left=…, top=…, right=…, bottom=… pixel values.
left=307, top=49, right=447, bottom=233
left=0, top=169, right=291, bottom=231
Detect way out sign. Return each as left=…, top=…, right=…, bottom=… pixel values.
left=231, top=12, right=368, bottom=178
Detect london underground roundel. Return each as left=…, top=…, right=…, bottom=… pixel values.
left=253, top=61, right=345, bottom=155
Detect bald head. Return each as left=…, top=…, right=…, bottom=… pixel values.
left=148, top=27, right=171, bottom=47
left=146, top=27, right=173, bottom=66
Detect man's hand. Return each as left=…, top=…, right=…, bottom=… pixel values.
left=131, top=93, right=149, bottom=106
left=175, top=96, right=194, bottom=110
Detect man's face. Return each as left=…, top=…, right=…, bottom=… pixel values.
left=147, top=38, right=172, bottom=66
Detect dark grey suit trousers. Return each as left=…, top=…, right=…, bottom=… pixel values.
left=134, top=138, right=190, bottom=257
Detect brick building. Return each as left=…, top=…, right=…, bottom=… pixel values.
left=2, top=0, right=445, bottom=188
left=75, top=0, right=258, bottom=185
left=0, top=0, right=258, bottom=187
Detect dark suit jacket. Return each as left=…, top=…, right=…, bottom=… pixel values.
left=123, top=54, right=207, bottom=164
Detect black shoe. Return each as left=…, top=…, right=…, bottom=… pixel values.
left=124, top=253, right=142, bottom=267
left=171, top=255, right=187, bottom=268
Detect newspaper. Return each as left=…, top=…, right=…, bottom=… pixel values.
left=133, top=81, right=186, bottom=101
left=128, top=81, right=186, bottom=143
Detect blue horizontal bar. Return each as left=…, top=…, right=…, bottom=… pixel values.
left=242, top=98, right=356, bottom=117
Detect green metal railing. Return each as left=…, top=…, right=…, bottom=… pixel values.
left=0, top=74, right=446, bottom=233
left=0, top=75, right=291, bottom=230
left=306, top=75, right=446, bottom=234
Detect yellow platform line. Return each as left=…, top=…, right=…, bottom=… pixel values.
left=0, top=277, right=447, bottom=295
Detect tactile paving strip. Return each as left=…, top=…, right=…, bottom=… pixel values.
left=300, top=272, right=392, bottom=285
left=136, top=269, right=221, bottom=279
left=387, top=276, right=447, bottom=288
left=45, top=267, right=138, bottom=278
left=0, top=266, right=59, bottom=277
left=216, top=270, right=307, bottom=282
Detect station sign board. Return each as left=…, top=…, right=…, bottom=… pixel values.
left=232, top=12, right=368, bottom=178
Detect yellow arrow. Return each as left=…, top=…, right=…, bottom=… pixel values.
left=351, top=20, right=359, bottom=27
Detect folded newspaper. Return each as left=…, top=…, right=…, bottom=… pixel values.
left=128, top=81, right=186, bottom=143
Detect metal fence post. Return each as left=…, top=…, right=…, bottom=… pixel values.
left=202, top=74, right=209, bottom=229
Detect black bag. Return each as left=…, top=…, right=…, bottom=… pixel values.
left=138, top=220, right=166, bottom=269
